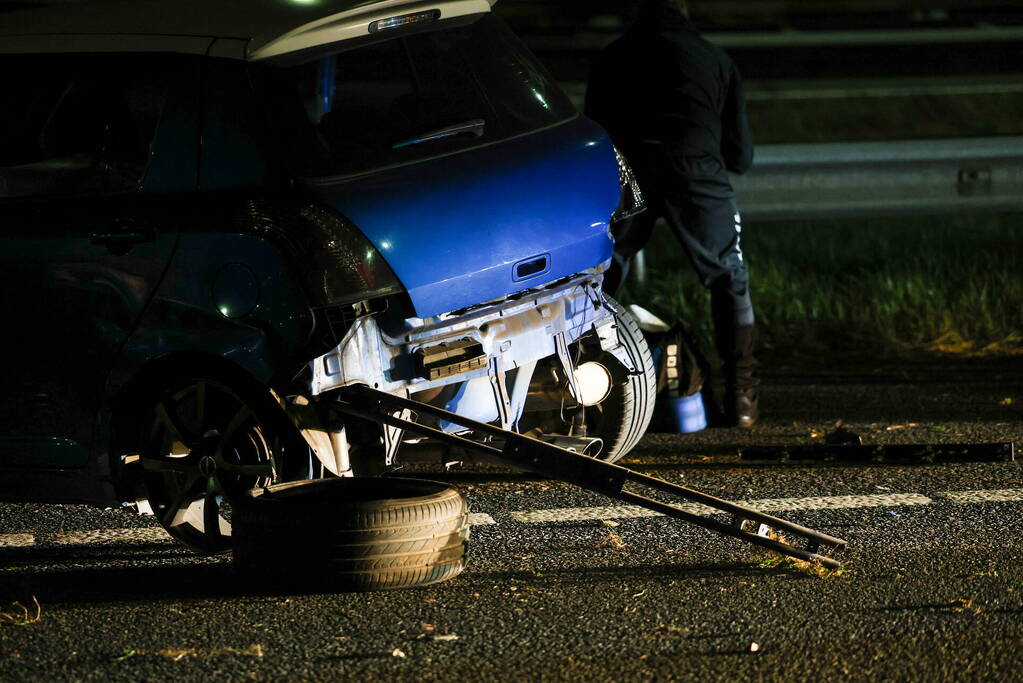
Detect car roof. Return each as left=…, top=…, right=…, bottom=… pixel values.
left=0, top=0, right=495, bottom=59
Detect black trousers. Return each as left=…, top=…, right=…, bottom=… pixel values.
left=607, top=145, right=754, bottom=329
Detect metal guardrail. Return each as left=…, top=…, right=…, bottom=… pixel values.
left=629, top=136, right=1023, bottom=284
left=524, top=25, right=1023, bottom=53
left=732, top=136, right=1023, bottom=221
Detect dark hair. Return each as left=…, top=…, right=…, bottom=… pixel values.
left=638, top=0, right=689, bottom=23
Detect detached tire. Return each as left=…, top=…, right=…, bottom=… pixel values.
left=233, top=477, right=469, bottom=592
left=585, top=296, right=657, bottom=462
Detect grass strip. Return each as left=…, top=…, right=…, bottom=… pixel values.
left=618, top=212, right=1023, bottom=362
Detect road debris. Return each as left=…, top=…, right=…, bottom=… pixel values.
left=0, top=597, right=41, bottom=626
left=758, top=553, right=850, bottom=580
left=598, top=530, right=627, bottom=549
left=392, top=648, right=407, bottom=658
left=433, top=634, right=460, bottom=642
left=339, top=384, right=847, bottom=571
left=749, top=642, right=761, bottom=653
left=950, top=598, right=983, bottom=614
left=114, top=645, right=266, bottom=662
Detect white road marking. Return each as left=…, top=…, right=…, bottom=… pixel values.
left=510, top=493, right=933, bottom=524
left=0, top=534, right=35, bottom=548
left=938, top=489, right=1023, bottom=504
left=512, top=505, right=667, bottom=524
left=745, top=493, right=933, bottom=512
left=53, top=528, right=172, bottom=545
left=5, top=491, right=1018, bottom=546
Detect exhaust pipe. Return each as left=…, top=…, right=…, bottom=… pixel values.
left=537, top=434, right=604, bottom=457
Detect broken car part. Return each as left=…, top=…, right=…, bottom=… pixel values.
left=333, top=385, right=849, bottom=570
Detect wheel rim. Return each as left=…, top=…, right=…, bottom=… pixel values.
left=141, top=379, right=276, bottom=553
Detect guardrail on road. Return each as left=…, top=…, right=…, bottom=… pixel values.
left=732, top=136, right=1023, bottom=221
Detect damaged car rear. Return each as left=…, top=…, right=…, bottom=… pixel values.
left=0, top=0, right=654, bottom=575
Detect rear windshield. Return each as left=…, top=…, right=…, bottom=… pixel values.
left=262, top=14, right=576, bottom=178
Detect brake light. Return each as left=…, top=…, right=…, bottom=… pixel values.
left=369, top=10, right=441, bottom=33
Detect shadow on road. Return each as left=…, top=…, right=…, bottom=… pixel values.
left=0, top=548, right=778, bottom=605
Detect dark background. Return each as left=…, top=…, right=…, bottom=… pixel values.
left=494, top=0, right=1023, bottom=361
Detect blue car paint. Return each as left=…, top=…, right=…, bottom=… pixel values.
left=313, top=117, right=621, bottom=318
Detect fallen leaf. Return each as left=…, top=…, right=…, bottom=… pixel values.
left=951, top=598, right=983, bottom=614
left=157, top=649, right=195, bottom=662
left=597, top=530, right=626, bottom=549
left=601, top=520, right=620, bottom=527
left=885, top=423, right=918, bottom=431
left=420, top=622, right=436, bottom=634
left=1001, top=397, right=1014, bottom=406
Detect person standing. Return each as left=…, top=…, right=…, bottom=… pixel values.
left=585, top=0, right=759, bottom=428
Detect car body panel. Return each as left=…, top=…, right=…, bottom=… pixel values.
left=311, top=117, right=620, bottom=318
left=0, top=198, right=179, bottom=470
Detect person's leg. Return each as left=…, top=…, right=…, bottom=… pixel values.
left=663, top=192, right=759, bottom=427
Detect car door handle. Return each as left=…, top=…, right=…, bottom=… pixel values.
left=90, top=229, right=156, bottom=254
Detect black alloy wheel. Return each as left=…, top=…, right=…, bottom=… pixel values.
left=140, top=378, right=299, bottom=553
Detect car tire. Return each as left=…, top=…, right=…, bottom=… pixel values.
left=232, top=477, right=469, bottom=592
left=138, top=373, right=313, bottom=554
left=584, top=295, right=657, bottom=462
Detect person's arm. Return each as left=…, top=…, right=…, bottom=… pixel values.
left=721, top=59, right=754, bottom=175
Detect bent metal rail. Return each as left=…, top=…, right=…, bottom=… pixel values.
left=332, top=385, right=848, bottom=570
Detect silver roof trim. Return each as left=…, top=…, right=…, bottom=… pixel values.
left=248, top=0, right=491, bottom=61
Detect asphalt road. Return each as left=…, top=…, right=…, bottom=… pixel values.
left=1, top=359, right=1021, bottom=681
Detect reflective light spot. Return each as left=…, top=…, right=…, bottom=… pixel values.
left=380, top=240, right=392, bottom=250
left=591, top=222, right=606, bottom=228
left=533, top=90, right=549, bottom=110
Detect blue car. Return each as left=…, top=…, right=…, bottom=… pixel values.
left=0, top=0, right=654, bottom=558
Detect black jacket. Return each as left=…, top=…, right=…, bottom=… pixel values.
left=585, top=11, right=753, bottom=177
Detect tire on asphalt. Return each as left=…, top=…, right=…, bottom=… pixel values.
left=585, top=295, right=657, bottom=462
left=232, top=477, right=469, bottom=591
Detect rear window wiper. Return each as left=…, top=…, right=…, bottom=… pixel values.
left=392, top=118, right=485, bottom=149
